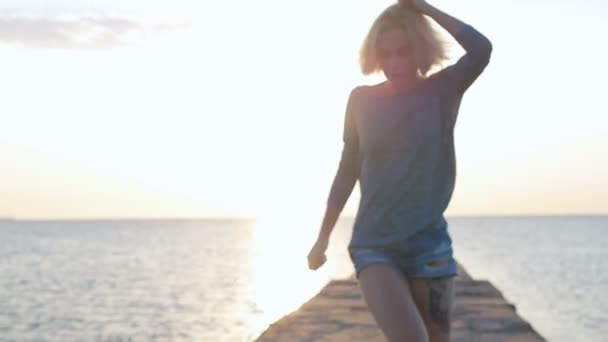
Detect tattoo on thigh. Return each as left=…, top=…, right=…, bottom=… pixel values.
left=427, top=277, right=453, bottom=334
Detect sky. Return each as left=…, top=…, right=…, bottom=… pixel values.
left=0, top=0, right=607, bottom=220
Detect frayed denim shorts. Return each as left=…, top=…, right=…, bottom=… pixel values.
left=348, top=226, right=459, bottom=280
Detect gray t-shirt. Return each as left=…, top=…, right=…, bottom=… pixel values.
left=327, top=24, right=493, bottom=253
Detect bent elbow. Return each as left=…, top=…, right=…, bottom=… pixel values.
left=479, top=37, right=493, bottom=68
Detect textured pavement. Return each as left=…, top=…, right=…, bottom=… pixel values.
left=255, top=262, right=546, bottom=341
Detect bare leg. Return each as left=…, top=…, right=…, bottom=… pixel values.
left=408, top=259, right=455, bottom=342
left=358, top=264, right=430, bottom=342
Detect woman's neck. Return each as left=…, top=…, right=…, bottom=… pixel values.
left=382, top=76, right=424, bottom=95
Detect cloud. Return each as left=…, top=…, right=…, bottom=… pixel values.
left=0, top=15, right=190, bottom=49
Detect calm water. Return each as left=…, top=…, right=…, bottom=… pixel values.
left=448, top=215, right=608, bottom=342
left=0, top=216, right=606, bottom=341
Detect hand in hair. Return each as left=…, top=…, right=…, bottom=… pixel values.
left=398, top=0, right=428, bottom=11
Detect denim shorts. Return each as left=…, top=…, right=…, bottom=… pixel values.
left=348, top=227, right=459, bottom=280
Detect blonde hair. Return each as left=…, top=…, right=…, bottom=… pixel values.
left=359, top=3, right=449, bottom=77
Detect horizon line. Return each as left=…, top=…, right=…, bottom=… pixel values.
left=2, top=212, right=608, bottom=222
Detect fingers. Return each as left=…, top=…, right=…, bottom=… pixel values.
left=308, top=253, right=327, bottom=270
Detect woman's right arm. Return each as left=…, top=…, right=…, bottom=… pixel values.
left=317, top=87, right=362, bottom=242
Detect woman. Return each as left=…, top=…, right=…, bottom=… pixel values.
left=307, top=1, right=492, bottom=341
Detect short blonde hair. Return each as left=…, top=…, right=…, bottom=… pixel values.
left=359, top=4, right=449, bottom=77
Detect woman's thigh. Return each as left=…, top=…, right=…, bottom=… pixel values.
left=358, top=263, right=430, bottom=342
left=408, top=273, right=455, bottom=342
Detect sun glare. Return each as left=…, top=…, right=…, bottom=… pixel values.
left=246, top=211, right=333, bottom=338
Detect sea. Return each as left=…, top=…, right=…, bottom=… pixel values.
left=0, top=215, right=606, bottom=342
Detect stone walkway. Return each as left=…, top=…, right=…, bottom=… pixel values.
left=255, top=262, right=546, bottom=341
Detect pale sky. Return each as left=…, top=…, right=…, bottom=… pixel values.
left=1, top=0, right=607, bottom=220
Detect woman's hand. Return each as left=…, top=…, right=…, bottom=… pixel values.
left=399, top=0, right=429, bottom=11
left=307, top=237, right=328, bottom=271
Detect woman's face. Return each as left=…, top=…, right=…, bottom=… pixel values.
left=377, top=28, right=417, bottom=84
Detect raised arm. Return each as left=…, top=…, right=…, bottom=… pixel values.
left=407, top=0, right=493, bottom=96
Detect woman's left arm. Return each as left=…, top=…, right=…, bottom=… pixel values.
left=405, top=0, right=493, bottom=95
